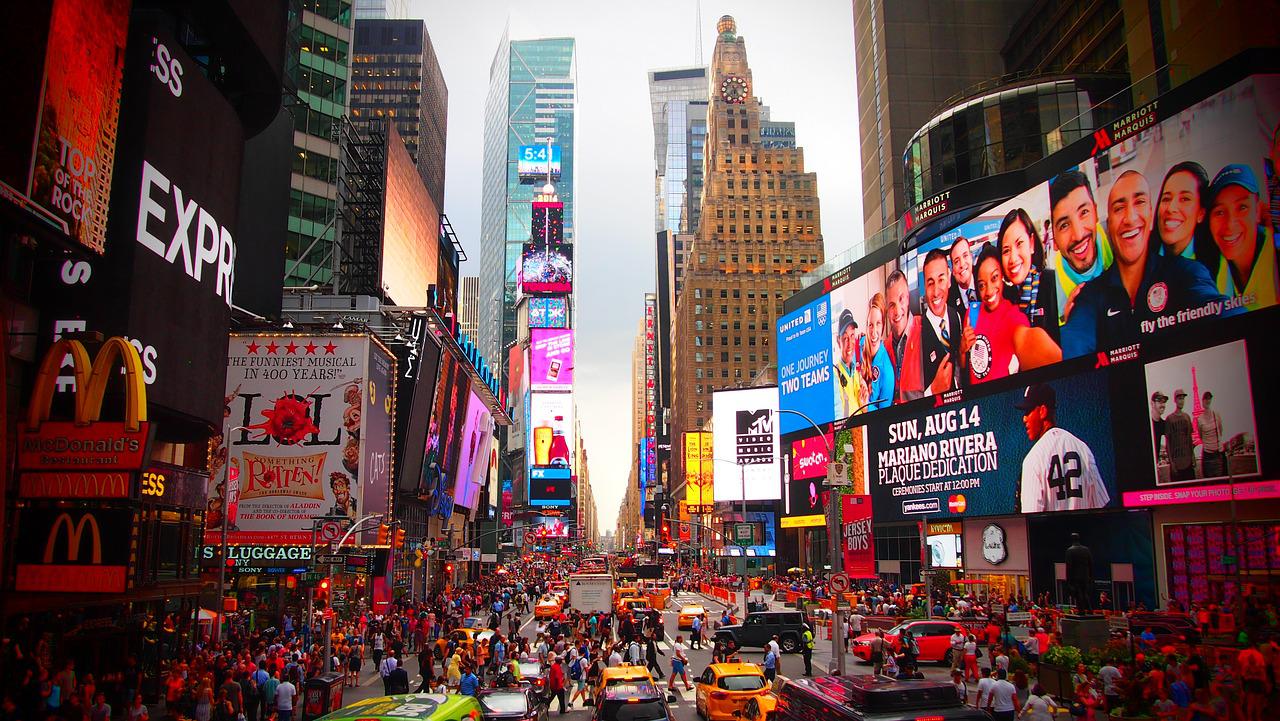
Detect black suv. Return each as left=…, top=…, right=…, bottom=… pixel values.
left=714, top=611, right=809, bottom=653
left=776, top=674, right=988, bottom=721
left=592, top=683, right=675, bottom=721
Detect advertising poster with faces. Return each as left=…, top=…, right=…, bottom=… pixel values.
left=827, top=259, right=898, bottom=418
left=453, top=390, right=495, bottom=512
left=213, top=335, right=383, bottom=545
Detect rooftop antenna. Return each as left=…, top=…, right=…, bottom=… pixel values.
left=695, top=0, right=703, bottom=65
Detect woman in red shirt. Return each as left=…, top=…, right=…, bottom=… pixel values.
left=960, top=245, right=1061, bottom=385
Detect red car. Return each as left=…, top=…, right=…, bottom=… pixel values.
left=850, top=620, right=967, bottom=664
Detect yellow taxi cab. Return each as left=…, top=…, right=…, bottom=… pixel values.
left=594, top=664, right=655, bottom=701
left=618, top=598, right=651, bottom=615
left=644, top=581, right=672, bottom=609
left=447, top=627, right=495, bottom=651
left=694, top=663, right=774, bottom=721
left=614, top=586, right=642, bottom=606
left=677, top=604, right=707, bottom=630
left=313, top=694, right=482, bottom=721
left=548, top=580, right=568, bottom=597
left=534, top=595, right=563, bottom=619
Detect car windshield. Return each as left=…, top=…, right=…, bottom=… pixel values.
left=718, top=675, right=765, bottom=691
left=480, top=693, right=528, bottom=714
left=885, top=623, right=909, bottom=636
left=601, top=701, right=666, bottom=721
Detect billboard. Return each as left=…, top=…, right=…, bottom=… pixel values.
left=517, top=144, right=562, bottom=183
left=785, top=431, right=829, bottom=526
left=537, top=514, right=571, bottom=537
left=684, top=431, right=714, bottom=513
left=529, top=393, right=574, bottom=471
left=531, top=201, right=564, bottom=245
left=382, top=123, right=439, bottom=307
left=778, top=73, right=1280, bottom=432
left=529, top=467, right=572, bottom=506
left=14, top=507, right=132, bottom=593
left=863, top=368, right=1118, bottom=521
left=214, top=335, right=395, bottom=545
left=520, top=242, right=573, bottom=294
left=425, top=347, right=473, bottom=507
left=722, top=511, right=777, bottom=557
left=528, top=297, right=570, bottom=328
left=841, top=495, right=876, bottom=578
left=453, top=390, right=495, bottom=511
left=530, top=328, right=574, bottom=391
left=712, top=387, right=782, bottom=502
left=0, top=0, right=130, bottom=253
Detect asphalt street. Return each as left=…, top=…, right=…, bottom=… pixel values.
left=338, top=591, right=957, bottom=721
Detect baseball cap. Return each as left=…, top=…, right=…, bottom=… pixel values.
left=1015, top=383, right=1056, bottom=411
left=1151, top=391, right=1168, bottom=402
left=838, top=309, right=857, bottom=335
left=1174, top=388, right=1187, bottom=398
left=1210, top=163, right=1260, bottom=198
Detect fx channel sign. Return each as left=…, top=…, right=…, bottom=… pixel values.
left=776, top=296, right=833, bottom=434
left=712, top=386, right=782, bottom=502
left=863, top=369, right=1118, bottom=521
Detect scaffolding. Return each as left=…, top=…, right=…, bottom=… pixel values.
left=336, top=117, right=387, bottom=298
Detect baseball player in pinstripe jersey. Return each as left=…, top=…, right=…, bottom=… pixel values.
left=1016, top=383, right=1111, bottom=513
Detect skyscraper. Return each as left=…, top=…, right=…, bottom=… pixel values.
left=480, top=34, right=577, bottom=378
left=458, top=275, right=480, bottom=340
left=282, top=2, right=355, bottom=288
left=351, top=18, right=449, bottom=213
left=671, top=15, right=825, bottom=466
left=649, top=67, right=708, bottom=234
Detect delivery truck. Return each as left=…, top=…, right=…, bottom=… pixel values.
left=567, top=572, right=614, bottom=614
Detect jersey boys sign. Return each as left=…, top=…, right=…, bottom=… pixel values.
left=862, top=369, right=1118, bottom=521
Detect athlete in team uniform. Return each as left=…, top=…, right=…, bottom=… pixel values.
left=1016, top=383, right=1111, bottom=513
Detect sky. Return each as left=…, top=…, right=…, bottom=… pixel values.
left=412, top=0, right=861, bottom=532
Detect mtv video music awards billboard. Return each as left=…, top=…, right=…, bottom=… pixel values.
left=214, top=335, right=396, bottom=545
left=712, top=387, right=782, bottom=502
left=861, top=369, right=1118, bottom=521
left=520, top=242, right=573, bottom=295
left=518, top=144, right=562, bottom=184
left=530, top=328, right=574, bottom=391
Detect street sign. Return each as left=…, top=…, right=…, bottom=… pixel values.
left=524, top=532, right=536, bottom=544
left=344, top=555, right=376, bottom=574
left=315, top=554, right=344, bottom=565
left=828, top=572, right=852, bottom=593
left=300, top=571, right=324, bottom=583
left=1006, top=611, right=1033, bottom=622
left=990, top=602, right=1005, bottom=615
left=1221, top=555, right=1237, bottom=566
left=734, top=523, right=755, bottom=545
left=319, top=521, right=341, bottom=542
left=1107, top=615, right=1131, bottom=631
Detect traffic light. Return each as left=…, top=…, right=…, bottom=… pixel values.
left=317, top=578, right=329, bottom=600
left=661, top=522, right=671, bottom=543
left=394, top=528, right=406, bottom=550
left=444, top=562, right=455, bottom=575
left=376, top=523, right=391, bottom=545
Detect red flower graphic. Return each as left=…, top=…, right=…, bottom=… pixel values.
left=248, top=393, right=321, bottom=445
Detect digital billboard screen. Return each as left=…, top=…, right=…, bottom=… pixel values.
left=529, top=328, right=574, bottom=391
left=529, top=467, right=572, bottom=506
left=517, top=144, right=562, bottom=184
left=453, top=390, right=494, bottom=511
left=529, top=393, right=574, bottom=472
left=784, top=431, right=829, bottom=526
left=531, top=201, right=564, bottom=245
left=382, top=123, right=439, bottom=307
left=528, top=297, right=569, bottom=328
left=712, top=386, right=782, bottom=502
left=862, top=368, right=1118, bottom=521
left=684, top=431, right=714, bottom=513
left=520, top=242, right=573, bottom=295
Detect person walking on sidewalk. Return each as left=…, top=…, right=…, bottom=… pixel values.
left=644, top=634, right=666, bottom=680
left=668, top=637, right=693, bottom=692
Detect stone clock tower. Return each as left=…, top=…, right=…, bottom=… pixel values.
left=671, top=15, right=826, bottom=505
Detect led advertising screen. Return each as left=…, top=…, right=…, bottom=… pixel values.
left=785, top=430, right=830, bottom=526
left=0, top=0, right=130, bottom=254
left=712, top=386, right=782, bottom=502
left=382, top=123, right=439, bottom=307
left=841, top=495, right=876, bottom=578
left=826, top=258, right=900, bottom=414
left=529, top=328, right=574, bottom=391
left=862, top=368, right=1118, bottom=521
left=517, top=144, right=562, bottom=184
left=531, top=201, right=564, bottom=245
left=776, top=296, right=834, bottom=434
left=520, top=242, right=573, bottom=295
left=425, top=349, right=472, bottom=503
left=537, top=514, right=571, bottom=537
left=453, top=390, right=495, bottom=511
left=684, top=431, right=714, bottom=513
left=528, top=297, right=570, bottom=328
left=529, top=467, right=572, bottom=506
left=721, top=511, right=777, bottom=557
left=528, top=393, right=574, bottom=472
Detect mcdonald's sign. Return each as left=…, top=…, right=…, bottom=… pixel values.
left=15, top=508, right=131, bottom=593
left=17, top=337, right=151, bottom=474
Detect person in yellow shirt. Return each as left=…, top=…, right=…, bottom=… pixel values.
left=1208, top=164, right=1277, bottom=311
left=833, top=309, right=867, bottom=418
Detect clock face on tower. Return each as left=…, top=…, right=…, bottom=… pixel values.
left=720, top=75, right=749, bottom=104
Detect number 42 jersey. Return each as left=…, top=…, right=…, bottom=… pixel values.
left=1020, top=427, right=1110, bottom=513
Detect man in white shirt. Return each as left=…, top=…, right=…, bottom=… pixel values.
left=989, top=669, right=1019, bottom=721
left=607, top=646, right=623, bottom=667
left=379, top=652, right=399, bottom=695
left=1017, top=384, right=1111, bottom=512
left=766, top=635, right=782, bottom=675
left=627, top=639, right=643, bottom=665
left=949, top=630, right=967, bottom=673
left=975, top=668, right=997, bottom=710
left=274, top=679, right=297, bottom=721
left=1023, top=633, right=1040, bottom=664
left=1098, top=663, right=1123, bottom=710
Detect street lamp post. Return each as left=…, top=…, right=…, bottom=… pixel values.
left=214, top=425, right=248, bottom=645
